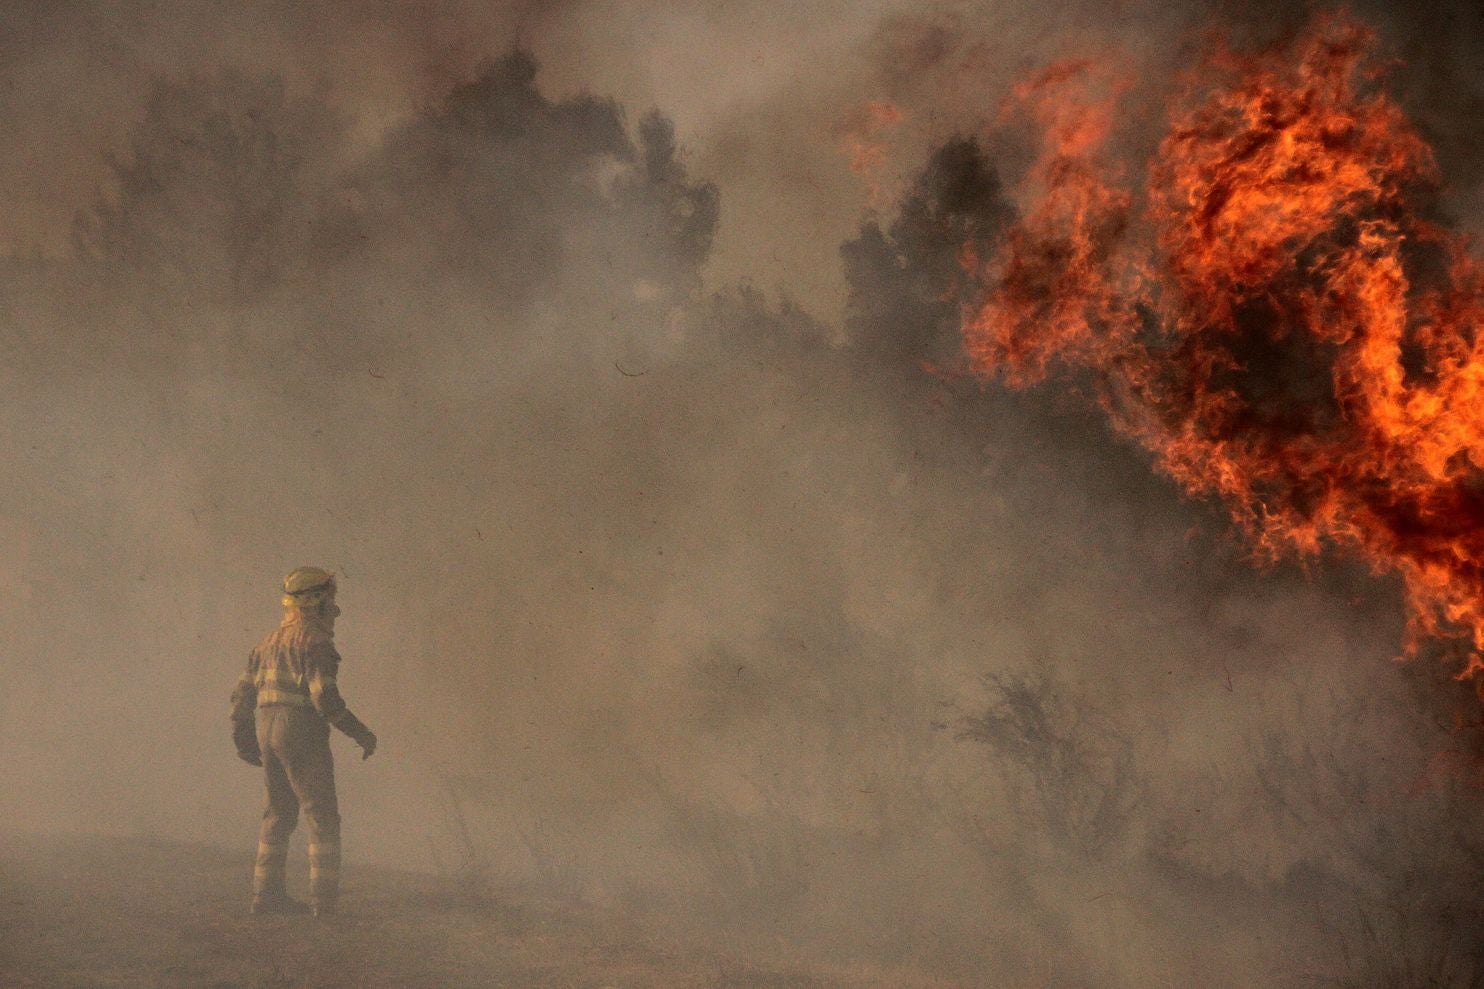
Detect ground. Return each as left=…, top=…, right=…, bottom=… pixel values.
left=0, top=832, right=955, bottom=989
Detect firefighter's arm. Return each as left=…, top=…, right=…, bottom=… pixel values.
left=229, top=655, right=261, bottom=766
left=308, top=643, right=377, bottom=759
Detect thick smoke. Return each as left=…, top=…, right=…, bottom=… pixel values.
left=1, top=3, right=1482, bottom=986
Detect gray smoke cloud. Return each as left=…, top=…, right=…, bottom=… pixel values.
left=2, top=2, right=1483, bottom=985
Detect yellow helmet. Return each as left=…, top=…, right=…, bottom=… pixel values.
left=282, top=566, right=336, bottom=610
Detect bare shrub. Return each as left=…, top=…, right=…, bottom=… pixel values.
left=959, top=670, right=1141, bottom=861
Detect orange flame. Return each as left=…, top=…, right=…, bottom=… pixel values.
left=964, top=14, right=1484, bottom=685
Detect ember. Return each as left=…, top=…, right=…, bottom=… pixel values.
left=841, top=100, right=906, bottom=209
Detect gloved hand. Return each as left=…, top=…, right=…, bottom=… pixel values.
left=233, top=721, right=262, bottom=767
left=334, top=712, right=377, bottom=760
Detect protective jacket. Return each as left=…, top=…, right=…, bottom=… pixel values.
left=230, top=614, right=371, bottom=741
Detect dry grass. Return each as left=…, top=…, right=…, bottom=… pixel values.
left=0, top=831, right=960, bottom=989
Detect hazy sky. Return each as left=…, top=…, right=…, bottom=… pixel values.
left=6, top=1, right=1471, bottom=320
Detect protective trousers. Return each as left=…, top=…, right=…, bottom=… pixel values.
left=254, top=706, right=342, bottom=908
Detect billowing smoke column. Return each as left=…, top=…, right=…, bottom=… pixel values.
left=964, top=12, right=1484, bottom=685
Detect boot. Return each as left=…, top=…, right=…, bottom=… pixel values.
left=251, top=894, right=311, bottom=915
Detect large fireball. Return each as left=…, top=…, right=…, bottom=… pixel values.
left=964, top=14, right=1484, bottom=685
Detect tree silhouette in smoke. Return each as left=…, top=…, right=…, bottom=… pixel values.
left=842, top=136, right=1014, bottom=372
left=340, top=51, right=718, bottom=314
left=74, top=71, right=342, bottom=304
left=71, top=50, right=721, bottom=379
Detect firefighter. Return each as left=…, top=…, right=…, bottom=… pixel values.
left=230, top=567, right=377, bottom=917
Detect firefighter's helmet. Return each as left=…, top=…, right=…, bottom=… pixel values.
left=282, top=566, right=336, bottom=611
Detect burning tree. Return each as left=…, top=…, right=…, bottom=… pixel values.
left=963, top=13, right=1484, bottom=690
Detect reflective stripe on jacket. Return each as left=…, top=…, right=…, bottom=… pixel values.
left=230, top=614, right=361, bottom=736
